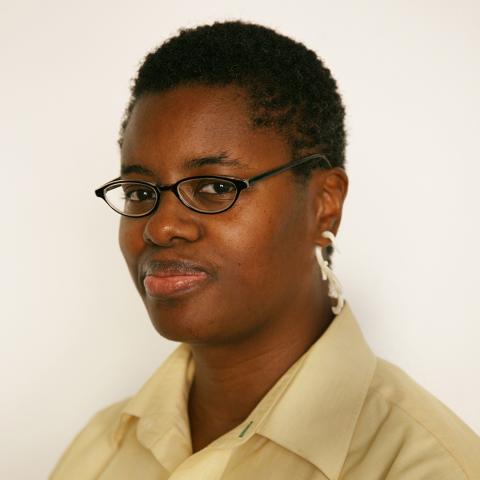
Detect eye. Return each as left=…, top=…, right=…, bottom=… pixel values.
left=122, top=186, right=155, bottom=202
left=197, top=180, right=236, bottom=195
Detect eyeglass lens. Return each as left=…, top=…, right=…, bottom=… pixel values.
left=104, top=178, right=239, bottom=216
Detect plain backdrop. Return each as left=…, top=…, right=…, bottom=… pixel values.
left=1, top=1, right=479, bottom=478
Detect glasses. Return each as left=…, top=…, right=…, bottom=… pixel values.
left=95, top=153, right=332, bottom=217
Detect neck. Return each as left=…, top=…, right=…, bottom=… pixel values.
left=187, top=272, right=334, bottom=452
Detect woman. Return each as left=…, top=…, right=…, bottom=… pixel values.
left=51, top=21, right=480, bottom=479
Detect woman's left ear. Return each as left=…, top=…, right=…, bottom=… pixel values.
left=310, top=167, right=349, bottom=246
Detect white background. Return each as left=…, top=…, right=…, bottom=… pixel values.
left=1, top=1, right=479, bottom=478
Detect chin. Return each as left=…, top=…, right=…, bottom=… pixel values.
left=144, top=298, right=225, bottom=344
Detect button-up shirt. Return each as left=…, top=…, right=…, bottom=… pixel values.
left=50, top=301, right=480, bottom=479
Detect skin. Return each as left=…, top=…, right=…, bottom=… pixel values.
left=119, top=84, right=349, bottom=452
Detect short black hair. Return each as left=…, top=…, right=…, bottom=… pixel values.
left=119, top=20, right=347, bottom=182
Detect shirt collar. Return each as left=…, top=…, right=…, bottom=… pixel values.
left=110, top=343, right=194, bottom=470
left=111, top=301, right=376, bottom=479
left=256, top=301, right=377, bottom=479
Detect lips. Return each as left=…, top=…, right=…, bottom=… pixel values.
left=144, top=273, right=209, bottom=297
left=141, top=258, right=214, bottom=298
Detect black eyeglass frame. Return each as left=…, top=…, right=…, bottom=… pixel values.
left=95, top=153, right=332, bottom=217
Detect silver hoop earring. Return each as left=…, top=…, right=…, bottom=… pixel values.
left=315, top=230, right=345, bottom=315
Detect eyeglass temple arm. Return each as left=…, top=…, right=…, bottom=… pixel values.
left=247, top=154, right=332, bottom=185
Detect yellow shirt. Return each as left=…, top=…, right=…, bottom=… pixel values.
left=50, top=302, right=480, bottom=479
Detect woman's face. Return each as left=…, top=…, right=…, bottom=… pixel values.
left=119, top=84, right=322, bottom=345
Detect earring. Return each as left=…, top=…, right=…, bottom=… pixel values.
left=315, top=230, right=345, bottom=315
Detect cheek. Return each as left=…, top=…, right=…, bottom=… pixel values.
left=221, top=197, right=308, bottom=294
left=118, top=218, right=144, bottom=271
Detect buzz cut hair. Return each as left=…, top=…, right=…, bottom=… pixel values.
left=119, top=20, right=347, bottom=183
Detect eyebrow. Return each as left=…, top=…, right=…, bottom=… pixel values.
left=121, top=153, right=245, bottom=177
left=185, top=152, right=245, bottom=169
left=120, top=164, right=155, bottom=176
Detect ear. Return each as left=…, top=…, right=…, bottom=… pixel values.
left=309, top=167, right=349, bottom=247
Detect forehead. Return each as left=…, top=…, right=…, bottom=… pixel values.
left=121, top=84, right=290, bottom=178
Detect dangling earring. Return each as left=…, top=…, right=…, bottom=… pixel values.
left=315, top=230, right=345, bottom=315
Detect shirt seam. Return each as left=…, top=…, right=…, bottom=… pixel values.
left=368, top=386, right=470, bottom=479
left=336, top=355, right=378, bottom=480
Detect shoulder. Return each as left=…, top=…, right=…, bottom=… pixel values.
left=346, top=358, right=480, bottom=479
left=50, top=398, right=130, bottom=479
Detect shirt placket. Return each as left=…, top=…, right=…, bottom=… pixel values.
left=167, top=447, right=234, bottom=480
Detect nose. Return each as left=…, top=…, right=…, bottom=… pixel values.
left=143, top=189, right=202, bottom=247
